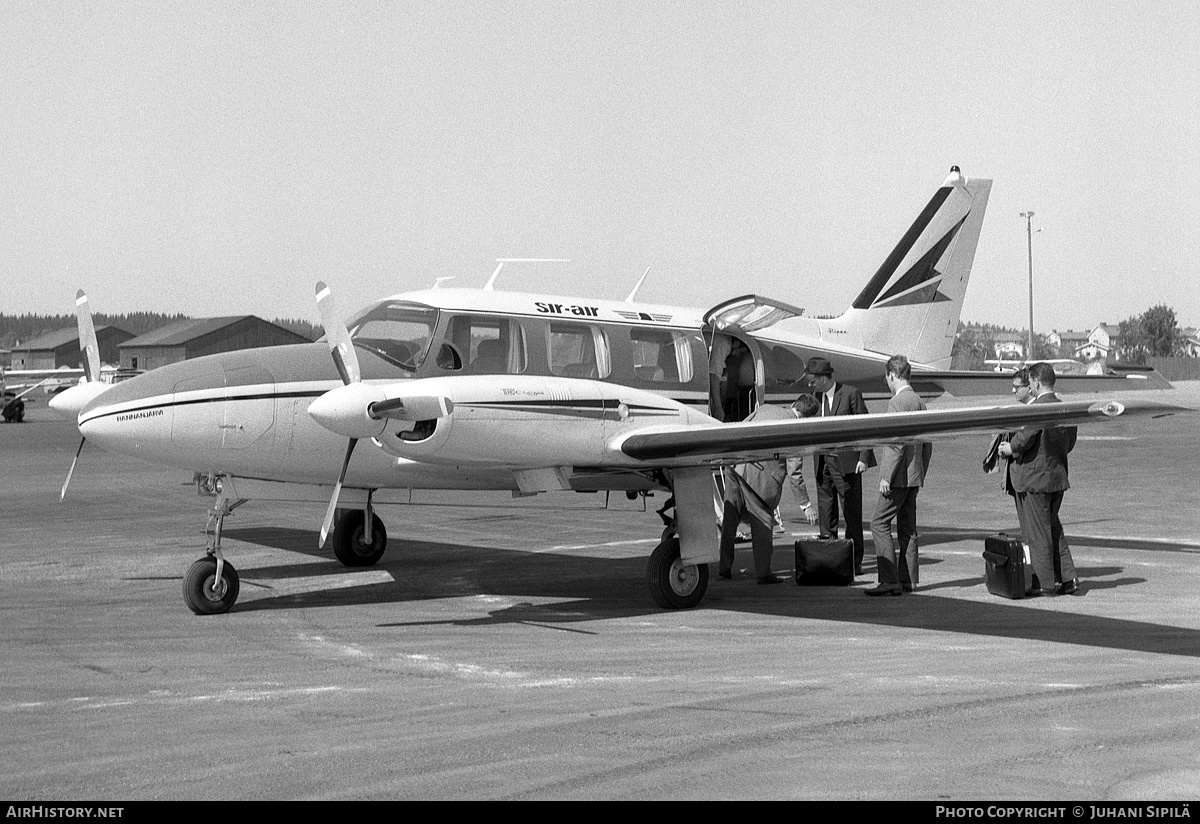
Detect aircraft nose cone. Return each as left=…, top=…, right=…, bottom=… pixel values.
left=48, top=382, right=109, bottom=421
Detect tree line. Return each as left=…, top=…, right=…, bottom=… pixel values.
left=951, top=304, right=1191, bottom=370
left=1, top=313, right=320, bottom=350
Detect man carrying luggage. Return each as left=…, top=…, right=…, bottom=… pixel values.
left=997, top=362, right=1080, bottom=596
left=806, top=356, right=872, bottom=576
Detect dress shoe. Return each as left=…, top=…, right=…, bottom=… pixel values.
left=718, top=570, right=732, bottom=580
left=756, top=574, right=785, bottom=585
left=864, top=584, right=902, bottom=597
left=1055, top=578, right=1079, bottom=595
left=1027, top=587, right=1044, bottom=597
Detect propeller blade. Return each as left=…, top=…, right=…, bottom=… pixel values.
left=75, top=290, right=101, bottom=384
left=60, top=437, right=86, bottom=502
left=315, top=281, right=360, bottom=385
left=319, top=438, right=358, bottom=547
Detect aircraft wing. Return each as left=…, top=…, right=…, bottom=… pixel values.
left=913, top=366, right=1173, bottom=397
left=615, top=397, right=1188, bottom=467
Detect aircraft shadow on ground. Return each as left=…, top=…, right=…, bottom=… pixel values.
left=220, top=525, right=1200, bottom=659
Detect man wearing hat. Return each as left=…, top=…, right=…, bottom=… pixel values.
left=805, top=356, right=873, bottom=576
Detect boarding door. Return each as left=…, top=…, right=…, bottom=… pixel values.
left=702, top=294, right=805, bottom=421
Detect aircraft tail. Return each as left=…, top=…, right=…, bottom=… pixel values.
left=826, top=167, right=992, bottom=369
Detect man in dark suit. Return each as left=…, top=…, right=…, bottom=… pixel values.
left=998, top=362, right=1080, bottom=595
left=806, top=356, right=872, bottom=576
left=866, top=355, right=933, bottom=596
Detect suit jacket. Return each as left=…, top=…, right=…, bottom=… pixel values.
left=724, top=404, right=792, bottom=522
left=1008, top=392, right=1077, bottom=494
left=878, top=386, right=933, bottom=488
left=816, top=382, right=874, bottom=473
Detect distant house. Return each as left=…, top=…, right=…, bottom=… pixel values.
left=118, top=316, right=313, bottom=372
left=1048, top=329, right=1090, bottom=357
left=10, top=325, right=134, bottom=370
left=1076, top=323, right=1121, bottom=361
left=990, top=331, right=1025, bottom=361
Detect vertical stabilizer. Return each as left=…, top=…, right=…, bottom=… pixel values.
left=827, top=167, right=992, bottom=368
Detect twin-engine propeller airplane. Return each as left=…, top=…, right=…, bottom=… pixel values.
left=55, top=167, right=1183, bottom=614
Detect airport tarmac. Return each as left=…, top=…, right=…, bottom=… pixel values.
left=2, top=385, right=1200, bottom=801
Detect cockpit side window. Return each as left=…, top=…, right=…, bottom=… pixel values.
left=548, top=322, right=610, bottom=379
left=348, top=302, right=439, bottom=371
left=444, top=314, right=527, bottom=375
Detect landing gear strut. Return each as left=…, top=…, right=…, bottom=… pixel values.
left=183, top=475, right=245, bottom=615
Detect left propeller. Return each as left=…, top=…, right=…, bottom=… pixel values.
left=49, top=290, right=108, bottom=500
left=313, top=281, right=363, bottom=547
left=310, top=281, right=453, bottom=547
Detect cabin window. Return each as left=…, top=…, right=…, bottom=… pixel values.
left=443, top=315, right=527, bottom=374
left=348, top=302, right=439, bottom=371
left=629, top=328, right=696, bottom=384
left=547, top=322, right=610, bottom=379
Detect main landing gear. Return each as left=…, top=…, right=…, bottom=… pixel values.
left=646, top=502, right=709, bottom=609
left=331, top=506, right=388, bottom=567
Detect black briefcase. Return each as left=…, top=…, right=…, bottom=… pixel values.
left=794, top=538, right=855, bottom=586
left=983, top=533, right=1033, bottom=599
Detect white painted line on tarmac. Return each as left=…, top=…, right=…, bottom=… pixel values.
left=548, top=538, right=658, bottom=551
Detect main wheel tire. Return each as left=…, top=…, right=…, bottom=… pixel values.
left=332, top=510, right=388, bottom=567
left=183, top=557, right=240, bottom=615
left=646, top=537, right=708, bottom=609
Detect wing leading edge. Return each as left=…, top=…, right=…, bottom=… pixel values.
left=614, top=398, right=1189, bottom=466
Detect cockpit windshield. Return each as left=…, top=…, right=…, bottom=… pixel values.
left=347, top=301, right=439, bottom=371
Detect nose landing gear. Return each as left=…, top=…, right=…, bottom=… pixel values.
left=183, top=474, right=246, bottom=615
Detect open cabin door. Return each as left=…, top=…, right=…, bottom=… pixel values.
left=700, top=295, right=806, bottom=419
left=703, top=295, right=806, bottom=421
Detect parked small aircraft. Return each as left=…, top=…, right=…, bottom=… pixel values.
left=57, top=168, right=1182, bottom=614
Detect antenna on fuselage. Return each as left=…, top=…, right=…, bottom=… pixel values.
left=432, top=277, right=455, bottom=289
left=625, top=267, right=651, bottom=303
left=483, top=258, right=571, bottom=291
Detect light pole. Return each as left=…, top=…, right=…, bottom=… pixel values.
left=1020, top=211, right=1035, bottom=361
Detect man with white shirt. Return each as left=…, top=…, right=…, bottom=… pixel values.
left=805, top=356, right=872, bottom=576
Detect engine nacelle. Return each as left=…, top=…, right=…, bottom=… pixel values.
left=362, top=375, right=703, bottom=467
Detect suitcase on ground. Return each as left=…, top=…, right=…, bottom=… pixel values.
left=983, top=533, right=1033, bottom=599
left=795, top=538, right=854, bottom=586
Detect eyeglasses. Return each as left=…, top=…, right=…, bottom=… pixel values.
left=1012, top=384, right=1029, bottom=392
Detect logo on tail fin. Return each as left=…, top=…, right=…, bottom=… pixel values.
left=867, top=214, right=968, bottom=308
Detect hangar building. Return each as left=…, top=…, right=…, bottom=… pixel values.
left=118, top=316, right=312, bottom=371
left=10, top=325, right=135, bottom=370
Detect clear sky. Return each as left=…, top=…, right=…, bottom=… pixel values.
left=2, top=1, right=1197, bottom=335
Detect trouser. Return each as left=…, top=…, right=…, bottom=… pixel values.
left=870, top=486, right=920, bottom=587
left=817, top=470, right=864, bottom=569
left=718, top=501, right=775, bottom=579
left=1016, top=490, right=1077, bottom=587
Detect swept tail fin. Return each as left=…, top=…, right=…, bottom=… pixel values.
left=827, top=167, right=992, bottom=368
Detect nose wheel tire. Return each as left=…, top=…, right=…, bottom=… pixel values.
left=183, top=557, right=240, bottom=615
left=647, top=537, right=708, bottom=609
left=332, top=509, right=388, bottom=567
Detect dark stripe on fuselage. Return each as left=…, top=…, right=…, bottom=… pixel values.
left=80, top=390, right=326, bottom=425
